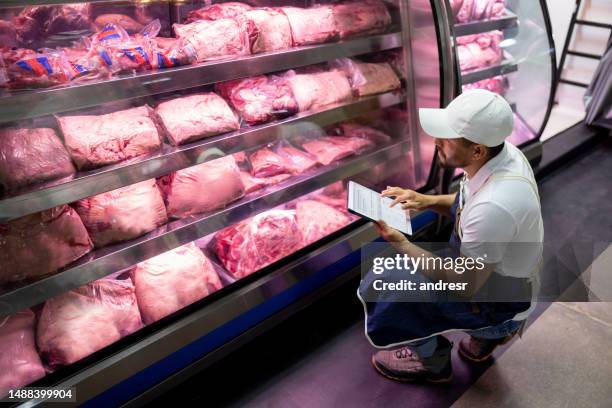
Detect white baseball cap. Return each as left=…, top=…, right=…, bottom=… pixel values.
left=418, top=89, right=514, bottom=147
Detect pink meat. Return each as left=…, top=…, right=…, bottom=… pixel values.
left=131, top=243, right=222, bottom=324
left=0, top=127, right=75, bottom=192
left=173, top=18, right=250, bottom=62
left=276, top=145, right=318, bottom=174
left=336, top=123, right=392, bottom=144
left=285, top=69, right=353, bottom=112
left=456, top=0, right=475, bottom=23
left=280, top=6, right=338, bottom=46
left=214, top=210, right=302, bottom=278
left=155, top=93, right=240, bottom=145
left=449, top=0, right=464, bottom=17
left=186, top=2, right=252, bottom=22
left=0, top=21, right=17, bottom=48
left=341, top=60, right=401, bottom=96
left=457, top=31, right=503, bottom=70
left=0, top=310, right=45, bottom=397
left=492, top=0, right=506, bottom=18
left=296, top=200, right=351, bottom=246
left=37, top=279, right=143, bottom=369
left=249, top=147, right=288, bottom=177
left=58, top=106, right=162, bottom=171
left=14, top=4, right=91, bottom=47
left=74, top=179, right=167, bottom=248
left=240, top=171, right=291, bottom=194
left=0, top=205, right=93, bottom=285
left=463, top=75, right=507, bottom=94
left=216, top=76, right=298, bottom=125
left=332, top=0, right=391, bottom=39
left=245, top=9, right=292, bottom=53
left=301, top=138, right=355, bottom=166
left=158, top=156, right=245, bottom=218
left=321, top=135, right=374, bottom=153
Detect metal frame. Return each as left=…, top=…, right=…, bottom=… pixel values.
left=461, top=58, right=519, bottom=84
left=454, top=9, right=518, bottom=37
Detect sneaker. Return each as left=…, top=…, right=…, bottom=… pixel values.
left=459, top=324, right=524, bottom=362
left=371, top=336, right=453, bottom=383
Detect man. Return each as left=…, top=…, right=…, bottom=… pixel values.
left=364, top=89, right=543, bottom=382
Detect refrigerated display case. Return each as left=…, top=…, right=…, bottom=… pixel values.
left=0, top=1, right=455, bottom=406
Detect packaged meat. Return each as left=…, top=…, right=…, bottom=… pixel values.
left=186, top=2, right=253, bottom=22
left=296, top=200, right=351, bottom=246
left=158, top=156, right=245, bottom=218
left=453, top=0, right=504, bottom=22
left=214, top=209, right=302, bottom=278
left=0, top=127, right=75, bottom=193
left=244, top=9, right=292, bottom=53
left=457, top=31, right=503, bottom=71
left=240, top=171, right=291, bottom=194
left=333, top=58, right=401, bottom=96
left=456, top=0, right=475, bottom=23
left=463, top=75, right=507, bottom=94
left=89, top=39, right=154, bottom=75
left=135, top=3, right=172, bottom=36
left=37, top=279, right=143, bottom=369
left=334, top=123, right=392, bottom=144
left=321, top=135, right=374, bottom=153
left=14, top=4, right=92, bottom=48
left=301, top=137, right=355, bottom=166
left=4, top=51, right=73, bottom=89
left=332, top=0, right=392, bottom=39
left=58, top=105, right=162, bottom=170
left=150, top=39, right=197, bottom=70
left=280, top=6, right=338, bottom=46
left=131, top=243, right=222, bottom=324
left=0, top=20, right=17, bottom=48
left=473, top=0, right=495, bottom=20
left=0, top=205, right=93, bottom=285
left=216, top=75, right=298, bottom=125
left=276, top=144, right=318, bottom=174
left=0, top=310, right=45, bottom=397
left=173, top=18, right=251, bottom=62
left=93, top=14, right=144, bottom=34
left=74, top=179, right=167, bottom=248
left=249, top=147, right=288, bottom=178
left=89, top=22, right=130, bottom=46
left=284, top=69, right=353, bottom=112
left=155, top=93, right=240, bottom=146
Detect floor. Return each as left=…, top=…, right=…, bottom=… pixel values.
left=151, top=136, right=612, bottom=408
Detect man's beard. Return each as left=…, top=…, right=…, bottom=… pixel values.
left=437, top=150, right=469, bottom=169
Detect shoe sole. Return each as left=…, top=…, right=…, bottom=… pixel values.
left=371, top=356, right=453, bottom=384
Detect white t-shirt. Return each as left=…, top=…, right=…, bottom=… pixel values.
left=459, top=142, right=543, bottom=280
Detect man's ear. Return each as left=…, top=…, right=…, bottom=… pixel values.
left=473, top=144, right=488, bottom=161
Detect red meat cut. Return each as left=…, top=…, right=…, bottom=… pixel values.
left=284, top=69, right=353, bottom=112
left=336, top=59, right=401, bottom=96
left=332, top=1, right=391, bottom=39
left=0, top=127, right=75, bottom=193
left=249, top=147, right=288, bottom=177
left=58, top=105, right=162, bottom=170
left=173, top=18, right=251, bottom=62
left=280, top=6, right=338, bottom=46
left=216, top=75, right=298, bottom=125
left=155, top=93, right=240, bottom=145
left=0, top=310, right=46, bottom=397
left=276, top=145, right=318, bottom=174
left=186, top=2, right=252, bottom=22
left=37, top=279, right=143, bottom=369
left=131, top=243, right=222, bottom=324
left=158, top=156, right=245, bottom=218
left=301, top=138, right=355, bottom=166
left=457, top=31, right=503, bottom=71
left=240, top=171, right=291, bottom=194
left=335, top=123, right=392, bottom=144
left=296, top=200, right=351, bottom=246
left=245, top=9, right=292, bottom=53
left=74, top=179, right=167, bottom=248
left=0, top=205, right=93, bottom=285
left=14, top=4, right=91, bottom=47
left=214, top=210, right=302, bottom=278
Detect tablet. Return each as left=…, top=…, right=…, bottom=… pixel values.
left=347, top=181, right=412, bottom=235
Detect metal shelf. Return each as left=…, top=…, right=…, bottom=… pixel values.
left=2, top=0, right=149, bottom=7
left=0, top=32, right=402, bottom=124
left=0, top=92, right=404, bottom=221
left=454, top=10, right=518, bottom=36
left=460, top=58, right=518, bottom=84
left=0, top=139, right=410, bottom=316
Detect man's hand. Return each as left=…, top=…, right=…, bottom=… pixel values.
left=381, top=186, right=434, bottom=211
left=374, top=220, right=408, bottom=245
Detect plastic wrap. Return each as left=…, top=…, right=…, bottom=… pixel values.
left=186, top=2, right=253, bottom=23
left=214, top=209, right=302, bottom=278
left=57, top=105, right=162, bottom=170
left=295, top=199, right=351, bottom=246
left=332, top=58, right=400, bottom=97
left=74, top=179, right=168, bottom=248
left=150, top=39, right=197, bottom=70
left=3, top=50, right=73, bottom=89
left=0, top=310, right=46, bottom=397
left=158, top=155, right=245, bottom=218
left=279, top=6, right=338, bottom=46
left=93, top=14, right=144, bottom=34
left=37, top=279, right=143, bottom=369
left=155, top=93, right=240, bottom=146
left=332, top=122, right=392, bottom=144
left=300, top=135, right=373, bottom=166
left=283, top=68, right=353, bottom=112
left=275, top=142, right=319, bottom=175
left=457, top=31, right=503, bottom=71
left=452, top=0, right=505, bottom=23
left=244, top=8, right=292, bottom=53
left=216, top=75, right=298, bottom=125
left=173, top=18, right=251, bottom=62
left=131, top=243, right=222, bottom=325
left=0, top=205, right=93, bottom=285
left=249, top=146, right=289, bottom=178
left=240, top=171, right=291, bottom=194
left=332, top=0, right=392, bottom=39
left=0, top=127, right=75, bottom=193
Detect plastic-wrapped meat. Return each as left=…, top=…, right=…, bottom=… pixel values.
left=322, top=135, right=374, bottom=153
left=335, top=123, right=392, bottom=144
left=301, top=138, right=355, bottom=166
left=332, top=1, right=391, bottom=39
left=37, top=279, right=143, bottom=369
left=491, top=0, right=506, bottom=18
left=155, top=93, right=240, bottom=145
left=0, top=310, right=45, bottom=397
left=14, top=4, right=91, bottom=47
left=244, top=9, right=292, bottom=53
left=0, top=21, right=17, bottom=48
left=135, top=3, right=171, bottom=36
left=280, top=6, right=338, bottom=46
left=457, top=31, right=503, bottom=71
left=473, top=0, right=495, bottom=20
left=249, top=147, right=288, bottom=177
left=93, top=14, right=144, bottom=34
left=284, top=69, right=353, bottom=112
left=58, top=105, right=162, bottom=170
left=216, top=76, right=298, bottom=125
left=455, top=0, right=475, bottom=23
left=131, top=243, right=222, bottom=324
left=463, top=75, right=507, bottom=94
left=173, top=18, right=251, bottom=62
left=296, top=200, right=351, bottom=246
left=4, top=51, right=73, bottom=89
left=186, top=2, right=252, bottom=22
left=0, top=205, right=93, bottom=285
left=334, top=59, right=401, bottom=96
left=158, top=156, right=245, bottom=218
left=276, top=145, right=318, bottom=174
left=240, top=171, right=291, bottom=194
left=74, top=179, right=167, bottom=248
left=214, top=210, right=302, bottom=278
left=0, top=127, right=75, bottom=193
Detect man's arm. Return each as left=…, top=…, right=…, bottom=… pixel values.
left=380, top=187, right=456, bottom=217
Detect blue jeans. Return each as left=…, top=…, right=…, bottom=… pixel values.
left=410, top=318, right=524, bottom=358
